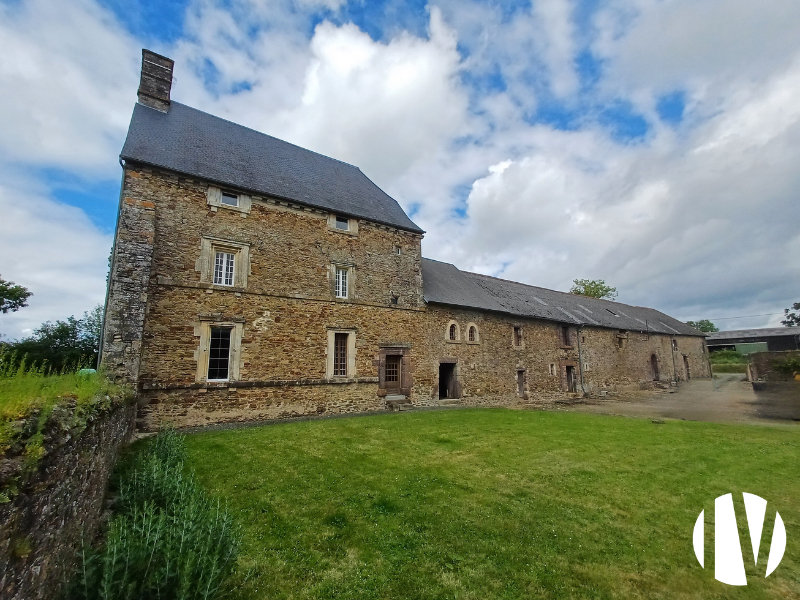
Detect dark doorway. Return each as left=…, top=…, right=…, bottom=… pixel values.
left=683, top=355, right=690, bottom=380
left=650, top=354, right=660, bottom=381
left=385, top=355, right=401, bottom=392
left=565, top=366, right=577, bottom=393
left=439, top=363, right=457, bottom=399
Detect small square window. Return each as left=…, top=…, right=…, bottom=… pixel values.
left=221, top=191, right=239, bottom=207
left=391, top=295, right=399, bottom=305
left=335, top=216, right=350, bottom=230
left=394, top=245, right=402, bottom=255
left=672, top=339, right=679, bottom=352
left=335, top=266, right=348, bottom=298
left=213, top=251, right=235, bottom=286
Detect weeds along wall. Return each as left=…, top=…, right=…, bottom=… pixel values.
left=0, top=395, right=135, bottom=600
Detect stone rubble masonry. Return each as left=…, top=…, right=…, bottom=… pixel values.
left=749, top=350, right=800, bottom=381
left=102, top=164, right=711, bottom=430
left=0, top=397, right=136, bottom=600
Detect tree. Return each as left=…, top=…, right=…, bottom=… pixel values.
left=782, top=302, right=800, bottom=327
left=569, top=279, right=618, bottom=300
left=686, top=320, right=719, bottom=333
left=0, top=275, right=32, bottom=314
left=5, top=305, right=103, bottom=372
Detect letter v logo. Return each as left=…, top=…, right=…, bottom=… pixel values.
left=693, top=492, right=786, bottom=585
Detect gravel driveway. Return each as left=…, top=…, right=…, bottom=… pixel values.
left=570, top=374, right=800, bottom=426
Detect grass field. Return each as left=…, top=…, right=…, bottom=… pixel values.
left=0, top=369, right=117, bottom=451
left=184, top=409, right=800, bottom=599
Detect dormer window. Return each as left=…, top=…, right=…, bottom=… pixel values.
left=221, top=191, right=239, bottom=207
left=335, top=215, right=350, bottom=230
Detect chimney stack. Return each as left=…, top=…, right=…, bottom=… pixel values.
left=137, top=49, right=174, bottom=112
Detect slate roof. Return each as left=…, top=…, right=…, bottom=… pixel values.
left=120, top=102, right=424, bottom=233
left=705, top=328, right=798, bottom=342
left=421, top=258, right=703, bottom=336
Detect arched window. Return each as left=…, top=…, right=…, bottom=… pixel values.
left=449, top=323, right=457, bottom=340
left=468, top=326, right=476, bottom=342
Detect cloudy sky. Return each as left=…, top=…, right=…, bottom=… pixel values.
left=1, top=0, right=798, bottom=339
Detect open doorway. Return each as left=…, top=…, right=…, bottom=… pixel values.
left=683, top=355, right=690, bottom=380
left=439, top=363, right=458, bottom=399
left=565, top=366, right=577, bottom=393
left=650, top=354, right=660, bottom=381
left=516, top=369, right=526, bottom=397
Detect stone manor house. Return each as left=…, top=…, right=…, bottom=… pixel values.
left=100, top=51, right=710, bottom=430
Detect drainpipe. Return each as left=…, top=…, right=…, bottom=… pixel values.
left=576, top=325, right=586, bottom=395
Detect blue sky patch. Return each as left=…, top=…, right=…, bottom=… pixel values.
left=99, top=0, right=190, bottom=43
left=44, top=169, right=121, bottom=233
left=598, top=100, right=649, bottom=142
left=656, top=91, right=686, bottom=125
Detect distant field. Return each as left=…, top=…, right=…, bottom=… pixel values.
left=185, top=409, right=800, bottom=600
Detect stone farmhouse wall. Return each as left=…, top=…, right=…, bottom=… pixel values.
left=104, top=165, right=710, bottom=430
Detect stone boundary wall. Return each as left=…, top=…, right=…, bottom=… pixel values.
left=749, top=350, right=800, bottom=382
left=0, top=396, right=136, bottom=600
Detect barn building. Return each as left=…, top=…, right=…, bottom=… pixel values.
left=100, top=50, right=710, bottom=430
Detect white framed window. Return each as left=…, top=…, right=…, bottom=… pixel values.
left=213, top=251, right=235, bottom=286
left=196, top=237, right=250, bottom=288
left=221, top=191, right=239, bottom=207
left=206, top=186, right=251, bottom=214
left=335, top=266, right=348, bottom=299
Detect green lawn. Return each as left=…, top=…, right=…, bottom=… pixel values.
left=184, top=409, right=800, bottom=600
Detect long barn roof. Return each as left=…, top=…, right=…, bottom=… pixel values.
left=120, top=102, right=424, bottom=233
left=421, top=258, right=703, bottom=336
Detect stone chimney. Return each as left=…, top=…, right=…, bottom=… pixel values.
left=137, top=49, right=174, bottom=112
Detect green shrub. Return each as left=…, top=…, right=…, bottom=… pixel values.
left=712, top=364, right=748, bottom=373
left=708, top=350, right=747, bottom=365
left=772, top=356, right=800, bottom=376
left=67, top=429, right=240, bottom=600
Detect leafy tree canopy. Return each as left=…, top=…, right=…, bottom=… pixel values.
left=569, top=279, right=618, bottom=300
left=686, top=319, right=720, bottom=332
left=2, top=305, right=102, bottom=372
left=0, top=275, right=32, bottom=314
left=782, top=302, right=800, bottom=327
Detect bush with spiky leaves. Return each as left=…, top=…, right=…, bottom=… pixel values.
left=67, top=428, right=240, bottom=600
